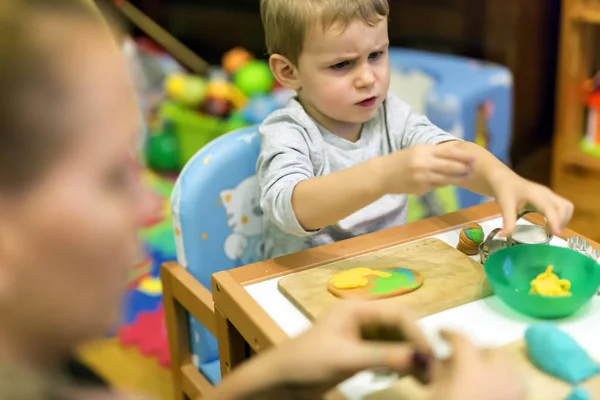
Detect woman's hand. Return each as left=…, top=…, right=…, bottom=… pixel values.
left=430, top=332, right=526, bottom=400
left=212, top=300, right=433, bottom=400
left=274, top=300, right=433, bottom=396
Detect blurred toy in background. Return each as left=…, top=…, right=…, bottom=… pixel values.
left=223, top=47, right=254, bottom=74
left=148, top=47, right=296, bottom=172
left=475, top=101, right=492, bottom=150
left=109, top=1, right=292, bottom=171
left=96, top=1, right=184, bottom=163
left=165, top=73, right=207, bottom=107
left=243, top=96, right=279, bottom=125
left=101, top=2, right=295, bottom=173
left=104, top=1, right=292, bottom=173
left=583, top=72, right=600, bottom=157
left=146, top=121, right=180, bottom=172
left=234, top=60, right=275, bottom=97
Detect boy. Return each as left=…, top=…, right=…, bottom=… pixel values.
left=257, top=0, right=572, bottom=259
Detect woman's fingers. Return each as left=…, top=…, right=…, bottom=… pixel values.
left=352, top=301, right=432, bottom=355
left=439, top=330, right=480, bottom=368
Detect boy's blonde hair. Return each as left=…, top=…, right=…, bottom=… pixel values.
left=260, top=0, right=389, bottom=65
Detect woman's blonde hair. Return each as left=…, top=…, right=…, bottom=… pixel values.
left=0, top=0, right=105, bottom=193
left=260, top=0, right=389, bottom=65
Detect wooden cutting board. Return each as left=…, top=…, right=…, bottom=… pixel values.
left=362, top=340, right=600, bottom=400
left=278, top=238, right=493, bottom=320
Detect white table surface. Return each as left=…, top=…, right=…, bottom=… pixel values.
left=244, top=217, right=600, bottom=399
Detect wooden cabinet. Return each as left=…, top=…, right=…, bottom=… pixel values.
left=552, top=0, right=600, bottom=242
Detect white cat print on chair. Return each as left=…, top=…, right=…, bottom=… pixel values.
left=219, top=175, right=264, bottom=265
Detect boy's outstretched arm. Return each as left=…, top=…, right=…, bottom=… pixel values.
left=437, top=140, right=573, bottom=235
left=257, top=122, right=390, bottom=234
left=436, top=140, right=511, bottom=197
left=258, top=122, right=474, bottom=233
left=289, top=158, right=388, bottom=231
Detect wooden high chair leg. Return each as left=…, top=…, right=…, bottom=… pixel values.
left=161, top=262, right=217, bottom=400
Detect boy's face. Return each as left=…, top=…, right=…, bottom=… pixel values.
left=296, top=18, right=390, bottom=135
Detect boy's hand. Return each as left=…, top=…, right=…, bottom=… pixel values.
left=492, top=174, right=574, bottom=236
left=383, top=144, right=475, bottom=195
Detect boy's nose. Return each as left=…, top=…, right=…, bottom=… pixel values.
left=355, top=67, right=376, bottom=88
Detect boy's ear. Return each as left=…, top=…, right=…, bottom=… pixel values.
left=269, top=54, right=301, bottom=91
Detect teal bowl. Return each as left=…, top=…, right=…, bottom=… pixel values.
left=484, top=244, right=600, bottom=319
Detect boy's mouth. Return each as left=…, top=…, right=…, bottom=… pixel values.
left=357, top=96, right=377, bottom=107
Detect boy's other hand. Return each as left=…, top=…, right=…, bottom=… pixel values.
left=492, top=175, right=574, bottom=236
left=383, top=144, right=475, bottom=195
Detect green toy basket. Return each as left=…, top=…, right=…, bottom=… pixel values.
left=159, top=101, right=246, bottom=168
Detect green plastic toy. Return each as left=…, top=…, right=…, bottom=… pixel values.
left=234, top=60, right=274, bottom=97
left=146, top=123, right=180, bottom=172
left=484, top=244, right=600, bottom=319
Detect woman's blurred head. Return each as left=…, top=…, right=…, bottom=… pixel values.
left=0, top=0, right=154, bottom=365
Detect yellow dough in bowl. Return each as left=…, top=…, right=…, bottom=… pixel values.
left=330, top=268, right=392, bottom=289
left=530, top=265, right=571, bottom=297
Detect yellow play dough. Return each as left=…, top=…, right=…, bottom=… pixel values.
left=330, top=267, right=391, bottom=289
left=530, top=265, right=571, bottom=297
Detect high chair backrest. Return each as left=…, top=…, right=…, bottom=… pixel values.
left=170, top=126, right=262, bottom=372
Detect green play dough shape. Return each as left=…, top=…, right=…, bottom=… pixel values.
left=566, top=387, right=591, bottom=400
left=525, top=323, right=600, bottom=385
left=465, top=228, right=484, bottom=243
left=369, top=269, right=420, bottom=294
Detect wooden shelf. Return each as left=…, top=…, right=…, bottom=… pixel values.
left=562, top=147, right=600, bottom=171
left=554, top=0, right=600, bottom=240
left=571, top=5, right=600, bottom=23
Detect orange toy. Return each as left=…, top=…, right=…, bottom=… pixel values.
left=223, top=47, right=254, bottom=74
left=586, top=92, right=600, bottom=148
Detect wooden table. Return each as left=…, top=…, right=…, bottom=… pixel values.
left=211, top=202, right=600, bottom=396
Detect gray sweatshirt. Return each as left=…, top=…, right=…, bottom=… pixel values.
left=257, top=92, right=459, bottom=259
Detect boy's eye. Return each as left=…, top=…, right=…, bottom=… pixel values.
left=331, top=60, right=350, bottom=70
left=368, top=51, right=384, bottom=60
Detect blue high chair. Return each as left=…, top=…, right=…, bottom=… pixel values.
left=161, top=126, right=262, bottom=399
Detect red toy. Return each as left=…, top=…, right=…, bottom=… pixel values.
left=117, top=304, right=170, bottom=368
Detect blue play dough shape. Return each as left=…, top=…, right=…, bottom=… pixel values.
left=525, top=323, right=600, bottom=385
left=392, top=268, right=416, bottom=283
left=566, top=387, right=591, bottom=400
